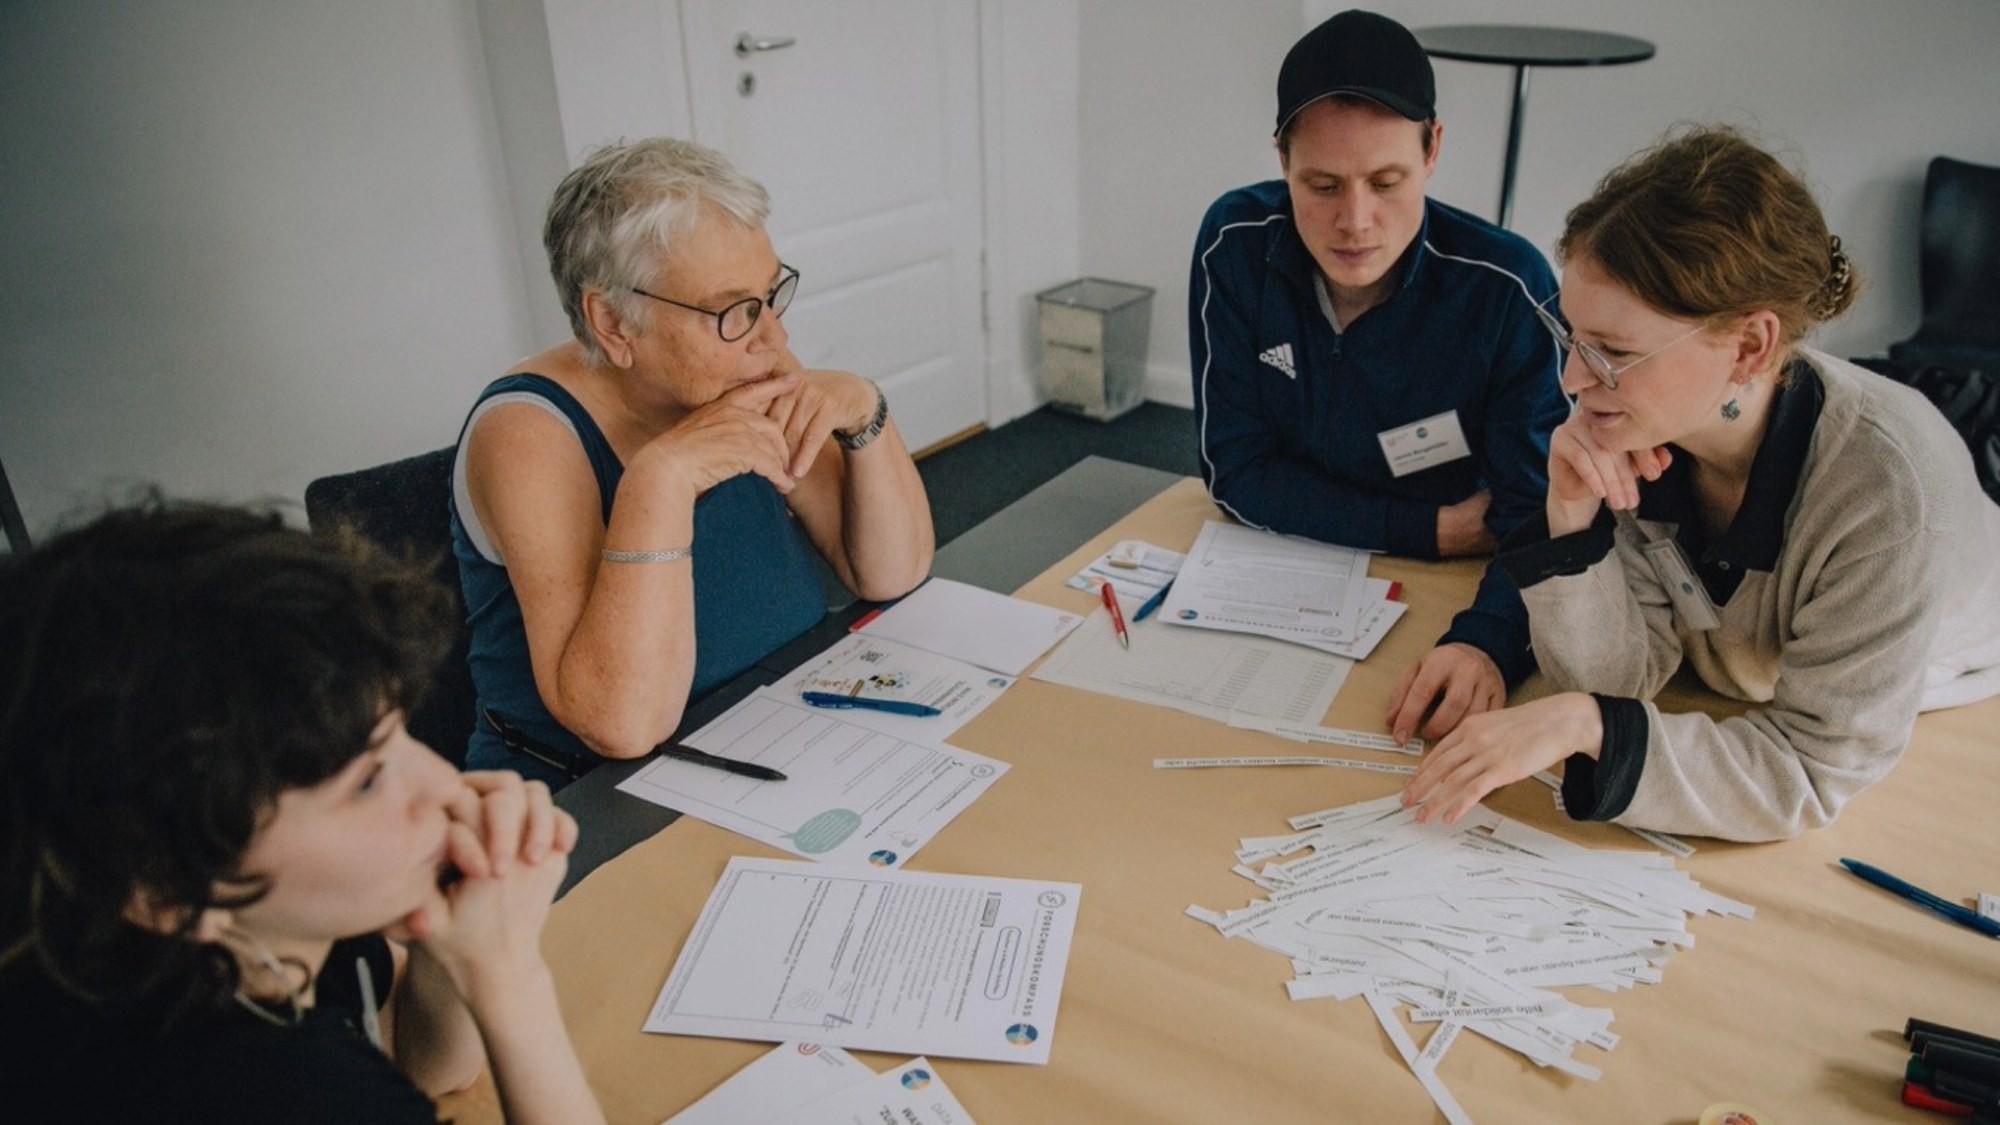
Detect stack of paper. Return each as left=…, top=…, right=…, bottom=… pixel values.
left=1157, top=521, right=1409, bottom=660
left=1186, top=796, right=1751, bottom=1123
left=1161, top=520, right=1376, bottom=646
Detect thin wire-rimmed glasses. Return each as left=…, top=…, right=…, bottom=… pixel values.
left=631, top=264, right=800, bottom=342
left=1531, top=290, right=1705, bottom=391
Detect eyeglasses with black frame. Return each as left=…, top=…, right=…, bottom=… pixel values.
left=630, top=264, right=800, bottom=343
left=1530, top=289, right=1705, bottom=391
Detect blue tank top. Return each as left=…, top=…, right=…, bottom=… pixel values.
left=449, top=374, right=826, bottom=778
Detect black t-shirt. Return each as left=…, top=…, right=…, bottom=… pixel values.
left=0, top=935, right=440, bottom=1124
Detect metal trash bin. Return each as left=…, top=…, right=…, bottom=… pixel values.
left=1036, top=278, right=1155, bottom=422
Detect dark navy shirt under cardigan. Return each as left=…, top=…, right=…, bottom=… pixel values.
left=1499, top=361, right=1825, bottom=822
left=1190, top=184, right=1566, bottom=683
left=449, top=374, right=825, bottom=786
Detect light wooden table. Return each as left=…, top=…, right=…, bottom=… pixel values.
left=444, top=476, right=2000, bottom=1124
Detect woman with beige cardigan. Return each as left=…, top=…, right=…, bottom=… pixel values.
left=1402, top=126, right=2000, bottom=841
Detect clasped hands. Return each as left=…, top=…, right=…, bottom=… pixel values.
left=393, top=771, right=577, bottom=995
left=656, top=360, right=880, bottom=496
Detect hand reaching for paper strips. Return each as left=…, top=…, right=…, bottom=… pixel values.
left=1400, top=692, right=1604, bottom=823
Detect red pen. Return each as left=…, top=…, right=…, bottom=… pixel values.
left=1100, top=580, right=1130, bottom=649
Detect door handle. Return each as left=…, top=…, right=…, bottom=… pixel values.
left=735, top=32, right=797, bottom=57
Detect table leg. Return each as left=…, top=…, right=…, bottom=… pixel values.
left=1498, top=63, right=1532, bottom=228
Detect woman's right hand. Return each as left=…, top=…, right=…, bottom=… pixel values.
left=1546, top=413, right=1671, bottom=536
left=643, top=373, right=802, bottom=496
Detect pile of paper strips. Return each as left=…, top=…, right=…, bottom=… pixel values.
left=1186, top=795, right=1752, bottom=1124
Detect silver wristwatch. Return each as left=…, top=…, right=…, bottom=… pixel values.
left=834, top=384, right=890, bottom=450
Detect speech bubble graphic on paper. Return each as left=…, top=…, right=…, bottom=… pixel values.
left=785, top=809, right=862, bottom=854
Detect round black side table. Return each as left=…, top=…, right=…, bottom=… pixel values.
left=1414, top=25, right=1656, bottom=228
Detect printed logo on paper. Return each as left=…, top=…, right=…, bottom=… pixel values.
left=868, top=850, right=898, bottom=867
left=1005, top=1023, right=1040, bottom=1046
left=900, top=1069, right=932, bottom=1091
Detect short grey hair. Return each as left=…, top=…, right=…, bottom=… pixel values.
left=543, top=137, right=771, bottom=366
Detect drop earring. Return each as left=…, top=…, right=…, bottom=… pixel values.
left=1721, top=379, right=1749, bottom=422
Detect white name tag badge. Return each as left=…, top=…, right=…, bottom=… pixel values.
left=1640, top=536, right=1722, bottom=631
left=1377, top=411, right=1472, bottom=478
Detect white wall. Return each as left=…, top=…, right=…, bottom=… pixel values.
left=0, top=0, right=541, bottom=534
left=1084, top=0, right=2000, bottom=407
left=8, top=0, right=1997, bottom=535
left=1077, top=0, right=1299, bottom=408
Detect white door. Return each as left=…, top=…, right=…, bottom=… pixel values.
left=679, top=0, right=986, bottom=452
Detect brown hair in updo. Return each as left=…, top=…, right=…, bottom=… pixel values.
left=1558, top=125, right=1859, bottom=360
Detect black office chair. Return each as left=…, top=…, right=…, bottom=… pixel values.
left=305, top=448, right=476, bottom=768
left=0, top=455, right=29, bottom=554
left=1890, top=156, right=2000, bottom=373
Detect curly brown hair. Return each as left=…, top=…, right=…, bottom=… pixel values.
left=0, top=496, right=453, bottom=1024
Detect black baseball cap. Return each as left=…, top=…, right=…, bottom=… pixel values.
left=1275, top=9, right=1435, bottom=136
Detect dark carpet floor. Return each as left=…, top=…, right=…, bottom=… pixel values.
left=916, top=402, right=1199, bottom=548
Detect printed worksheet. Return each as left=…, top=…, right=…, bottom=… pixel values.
left=856, top=578, right=1083, bottom=675
left=776, top=633, right=1014, bottom=741
left=771, top=1058, right=977, bottom=1125
left=616, top=690, right=1009, bottom=868
left=646, top=857, right=1081, bottom=1065
left=664, top=1043, right=873, bottom=1125
left=1064, top=538, right=1186, bottom=603
left=1032, top=607, right=1350, bottom=725
left=1161, top=521, right=1373, bottom=646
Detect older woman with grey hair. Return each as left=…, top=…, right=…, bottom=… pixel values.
left=450, top=137, right=934, bottom=787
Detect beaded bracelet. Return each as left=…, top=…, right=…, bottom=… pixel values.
left=601, top=546, right=693, bottom=563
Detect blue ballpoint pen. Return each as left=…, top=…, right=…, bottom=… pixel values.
left=1133, top=579, right=1176, bottom=623
left=1839, top=858, right=2000, bottom=938
left=801, top=692, right=943, bottom=717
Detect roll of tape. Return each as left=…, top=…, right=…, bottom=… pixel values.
left=1699, top=1103, right=1773, bottom=1125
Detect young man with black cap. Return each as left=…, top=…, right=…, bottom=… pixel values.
left=1190, top=9, right=1565, bottom=743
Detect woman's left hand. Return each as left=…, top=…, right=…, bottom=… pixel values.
left=1400, top=692, right=1603, bottom=825
left=763, top=357, right=880, bottom=479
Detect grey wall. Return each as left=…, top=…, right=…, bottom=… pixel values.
left=1082, top=0, right=2000, bottom=406
left=0, top=0, right=543, bottom=533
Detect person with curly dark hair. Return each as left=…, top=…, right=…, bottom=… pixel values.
left=0, top=498, right=604, bottom=1123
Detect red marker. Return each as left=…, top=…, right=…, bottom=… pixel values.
left=1100, top=580, right=1130, bottom=649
